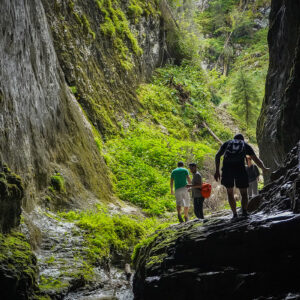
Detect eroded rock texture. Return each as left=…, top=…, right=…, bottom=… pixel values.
left=257, top=0, right=300, bottom=173
left=133, top=143, right=300, bottom=300
left=0, top=0, right=115, bottom=210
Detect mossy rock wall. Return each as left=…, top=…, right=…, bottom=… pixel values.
left=0, top=0, right=120, bottom=210
left=41, top=0, right=163, bottom=137
left=0, top=0, right=168, bottom=210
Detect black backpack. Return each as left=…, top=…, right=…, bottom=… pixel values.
left=224, top=139, right=246, bottom=162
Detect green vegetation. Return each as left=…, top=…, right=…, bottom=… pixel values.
left=104, top=63, right=232, bottom=216
left=50, top=173, right=66, bottom=193
left=231, top=70, right=260, bottom=128
left=186, top=0, right=270, bottom=135
left=38, top=275, right=69, bottom=293
left=59, top=206, right=172, bottom=264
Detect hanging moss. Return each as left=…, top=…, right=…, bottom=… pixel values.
left=96, top=0, right=146, bottom=69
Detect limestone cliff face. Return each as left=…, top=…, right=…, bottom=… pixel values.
left=257, top=0, right=300, bottom=173
left=0, top=0, right=165, bottom=210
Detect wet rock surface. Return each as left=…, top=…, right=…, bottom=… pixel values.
left=133, top=143, right=300, bottom=300
left=31, top=209, right=133, bottom=300
left=249, top=142, right=300, bottom=213
left=134, top=214, right=300, bottom=300
left=0, top=0, right=113, bottom=210
left=257, top=0, right=300, bottom=173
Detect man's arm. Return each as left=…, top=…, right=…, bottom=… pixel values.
left=214, top=142, right=226, bottom=181
left=170, top=178, right=174, bottom=195
left=187, top=175, right=192, bottom=185
left=186, top=174, right=202, bottom=188
left=214, top=152, right=222, bottom=181
left=255, top=165, right=260, bottom=178
left=250, top=154, right=270, bottom=171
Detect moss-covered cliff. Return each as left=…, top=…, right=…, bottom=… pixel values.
left=41, top=0, right=163, bottom=138
left=0, top=0, right=117, bottom=211
left=0, top=0, right=171, bottom=211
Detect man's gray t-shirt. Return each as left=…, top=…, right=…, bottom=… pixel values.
left=192, top=171, right=202, bottom=198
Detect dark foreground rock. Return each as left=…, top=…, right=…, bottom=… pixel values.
left=133, top=142, right=300, bottom=300
left=0, top=164, right=38, bottom=299
left=0, top=163, right=24, bottom=233
left=134, top=214, right=300, bottom=300
left=0, top=231, right=38, bottom=300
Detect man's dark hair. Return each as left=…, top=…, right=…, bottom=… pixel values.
left=177, top=161, right=184, bottom=167
left=234, top=134, right=244, bottom=141
left=188, top=163, right=197, bottom=167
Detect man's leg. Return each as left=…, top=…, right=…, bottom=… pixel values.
left=194, top=198, right=200, bottom=218
left=248, top=183, right=252, bottom=198
left=198, top=197, right=204, bottom=219
left=184, top=206, right=189, bottom=222
left=239, top=188, right=248, bottom=214
left=252, top=180, right=258, bottom=196
left=177, top=205, right=183, bottom=223
left=226, top=188, right=237, bottom=217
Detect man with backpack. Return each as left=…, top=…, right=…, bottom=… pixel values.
left=214, top=134, right=269, bottom=218
left=171, top=161, right=192, bottom=223
left=187, top=163, right=205, bottom=220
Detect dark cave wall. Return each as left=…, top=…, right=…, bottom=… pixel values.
left=257, top=0, right=300, bottom=173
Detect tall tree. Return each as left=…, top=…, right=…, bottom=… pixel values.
left=231, top=70, right=260, bottom=128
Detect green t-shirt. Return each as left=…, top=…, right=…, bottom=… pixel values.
left=171, top=167, right=189, bottom=190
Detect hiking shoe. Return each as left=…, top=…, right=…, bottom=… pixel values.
left=241, top=210, right=249, bottom=217
left=231, top=213, right=238, bottom=220
left=178, top=215, right=184, bottom=223
left=184, top=216, right=189, bottom=222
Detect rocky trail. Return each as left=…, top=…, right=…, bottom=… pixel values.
left=28, top=209, right=133, bottom=300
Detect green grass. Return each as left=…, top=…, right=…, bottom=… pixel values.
left=58, top=206, right=172, bottom=264
left=103, top=63, right=234, bottom=216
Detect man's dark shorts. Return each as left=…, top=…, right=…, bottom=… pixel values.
left=221, top=164, right=249, bottom=189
